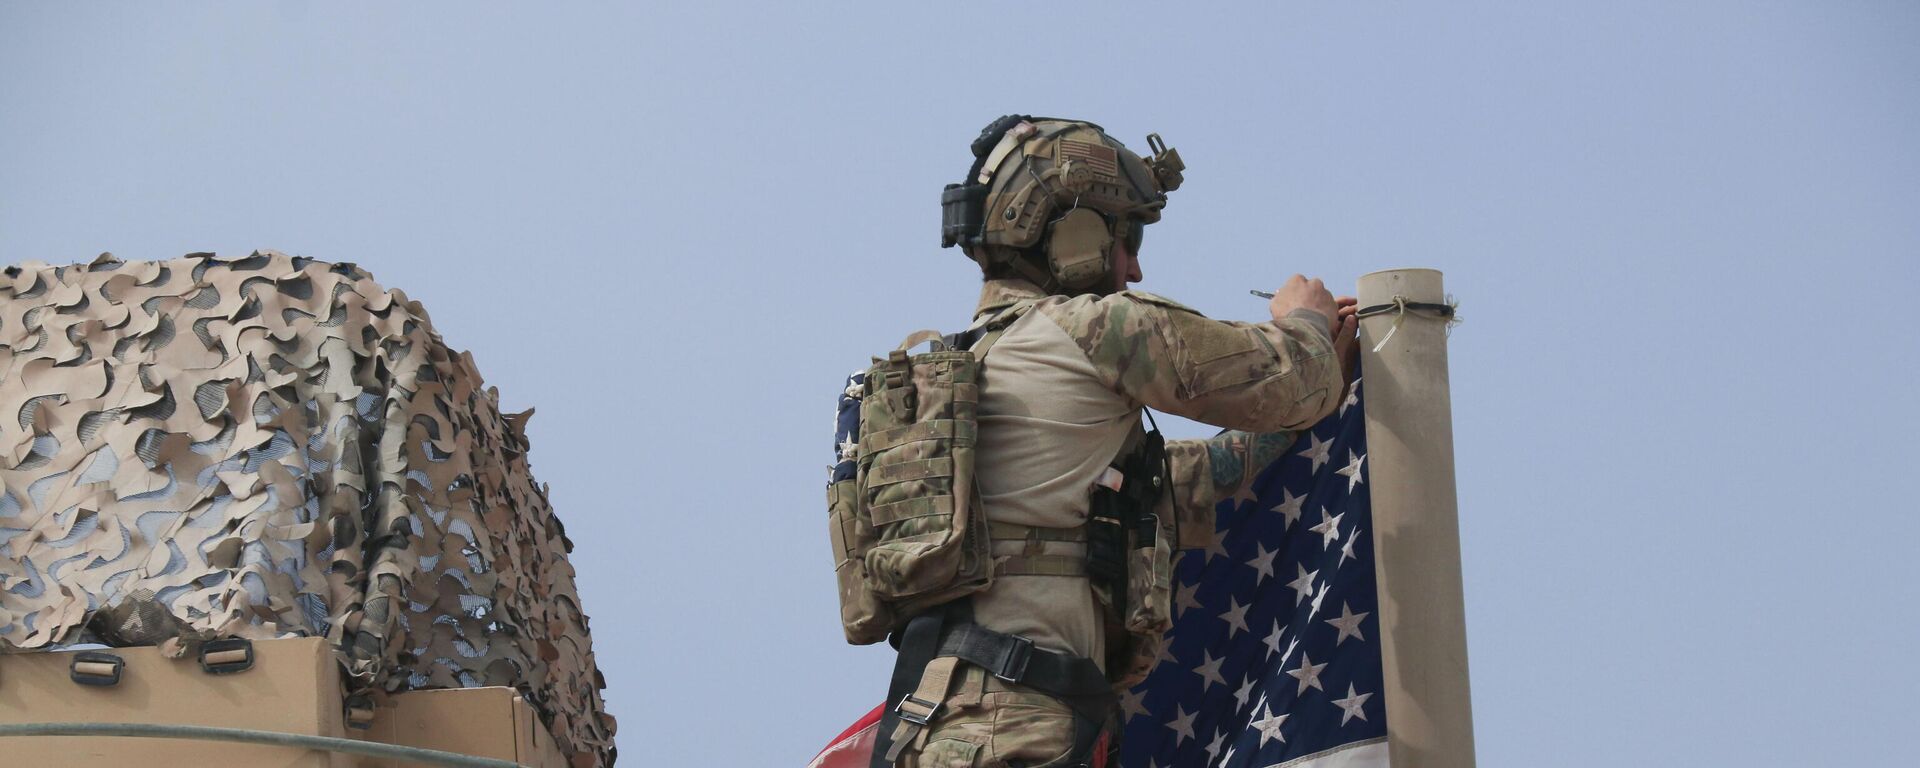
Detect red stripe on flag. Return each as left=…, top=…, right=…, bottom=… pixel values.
left=807, top=704, right=884, bottom=768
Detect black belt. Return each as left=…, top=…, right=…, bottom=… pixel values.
left=933, top=623, right=1110, bottom=711
left=871, top=603, right=1114, bottom=768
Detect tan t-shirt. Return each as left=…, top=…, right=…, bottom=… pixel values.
left=967, top=279, right=1342, bottom=670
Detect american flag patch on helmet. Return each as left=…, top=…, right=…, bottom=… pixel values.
left=1060, top=140, right=1119, bottom=178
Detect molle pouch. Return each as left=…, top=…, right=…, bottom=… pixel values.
left=858, top=334, right=993, bottom=620
left=864, top=330, right=998, bottom=622
left=830, top=475, right=891, bottom=644
left=827, top=302, right=1033, bottom=645
left=829, top=371, right=894, bottom=645
left=1123, top=521, right=1172, bottom=637
left=1118, top=425, right=1174, bottom=676
left=1112, top=508, right=1174, bottom=689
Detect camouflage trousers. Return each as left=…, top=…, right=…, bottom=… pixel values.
left=899, top=666, right=1091, bottom=768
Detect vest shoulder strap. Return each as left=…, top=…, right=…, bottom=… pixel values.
left=956, top=299, right=1038, bottom=360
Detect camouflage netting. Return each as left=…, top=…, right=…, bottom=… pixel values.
left=0, top=251, right=615, bottom=765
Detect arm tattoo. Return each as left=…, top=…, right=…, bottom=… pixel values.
left=1205, top=430, right=1298, bottom=492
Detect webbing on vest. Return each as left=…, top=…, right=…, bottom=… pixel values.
left=988, top=521, right=1089, bottom=542
left=989, top=521, right=1090, bottom=578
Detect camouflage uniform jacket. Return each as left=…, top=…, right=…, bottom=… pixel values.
left=969, top=277, right=1342, bottom=676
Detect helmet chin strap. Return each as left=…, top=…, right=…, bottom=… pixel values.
left=1008, top=252, right=1061, bottom=293
left=971, top=244, right=1078, bottom=295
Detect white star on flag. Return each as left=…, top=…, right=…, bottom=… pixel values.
left=1286, top=564, right=1318, bottom=606
left=1175, top=579, right=1203, bottom=617
left=1269, top=488, right=1306, bottom=528
left=1192, top=651, right=1228, bottom=692
left=1165, top=706, right=1198, bottom=745
left=1218, top=598, right=1251, bottom=638
left=1338, top=526, right=1360, bottom=567
left=1287, top=652, right=1328, bottom=695
left=1335, top=450, right=1366, bottom=491
left=1295, top=432, right=1332, bottom=472
left=1332, top=684, right=1374, bottom=725
left=1250, top=704, right=1289, bottom=747
left=1309, top=508, right=1345, bottom=549
left=1119, top=688, right=1149, bottom=722
left=1245, top=543, right=1278, bottom=584
left=1325, top=603, right=1370, bottom=645
left=1152, top=636, right=1178, bottom=670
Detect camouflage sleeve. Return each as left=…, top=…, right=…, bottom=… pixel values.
left=1163, top=430, right=1296, bottom=548
left=1036, top=290, right=1342, bottom=432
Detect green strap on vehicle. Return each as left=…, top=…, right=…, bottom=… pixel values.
left=0, top=722, right=525, bottom=768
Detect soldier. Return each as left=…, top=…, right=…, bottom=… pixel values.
left=872, top=115, right=1356, bottom=768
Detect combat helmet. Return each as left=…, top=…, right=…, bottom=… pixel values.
left=941, top=115, right=1185, bottom=293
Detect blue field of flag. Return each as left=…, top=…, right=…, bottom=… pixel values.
left=1120, top=381, right=1387, bottom=768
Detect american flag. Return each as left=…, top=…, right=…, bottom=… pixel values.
left=1060, top=139, right=1121, bottom=179
left=831, top=370, right=865, bottom=484
left=1118, top=379, right=1386, bottom=767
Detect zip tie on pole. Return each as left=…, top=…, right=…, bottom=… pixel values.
left=1356, top=295, right=1461, bottom=353
left=0, top=722, right=526, bottom=768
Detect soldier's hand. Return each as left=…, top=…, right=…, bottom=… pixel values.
left=1267, top=275, right=1338, bottom=330
left=1334, top=296, right=1359, bottom=385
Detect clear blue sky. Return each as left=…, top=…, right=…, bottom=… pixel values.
left=3, top=2, right=1915, bottom=765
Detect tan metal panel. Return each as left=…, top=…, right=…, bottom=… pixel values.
left=0, top=637, right=346, bottom=767
left=353, top=687, right=567, bottom=768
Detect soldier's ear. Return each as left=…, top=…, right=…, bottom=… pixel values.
left=1046, top=209, right=1113, bottom=291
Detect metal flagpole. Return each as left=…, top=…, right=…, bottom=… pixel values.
left=1355, top=268, right=1476, bottom=767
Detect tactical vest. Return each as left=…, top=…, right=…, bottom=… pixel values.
left=827, top=301, right=1174, bottom=662
left=828, top=303, right=1028, bottom=645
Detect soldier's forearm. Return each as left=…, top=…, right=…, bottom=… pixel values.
left=1165, top=315, right=1340, bottom=434
left=1283, top=307, right=1333, bottom=340
left=1165, top=430, right=1296, bottom=547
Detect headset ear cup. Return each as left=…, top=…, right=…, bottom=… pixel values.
left=1046, top=209, right=1114, bottom=291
